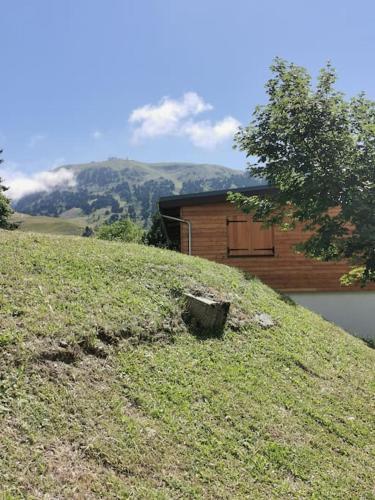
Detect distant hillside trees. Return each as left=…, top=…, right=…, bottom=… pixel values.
left=229, top=58, right=375, bottom=284
left=180, top=175, right=252, bottom=194
left=133, top=179, right=175, bottom=224
left=0, top=151, right=16, bottom=230
left=76, top=167, right=121, bottom=187
left=97, top=218, right=144, bottom=243
left=16, top=189, right=92, bottom=216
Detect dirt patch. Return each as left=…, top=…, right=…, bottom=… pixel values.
left=37, top=349, right=78, bottom=364
left=41, top=440, right=114, bottom=499
left=96, top=327, right=120, bottom=345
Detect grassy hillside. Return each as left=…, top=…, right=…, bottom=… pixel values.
left=11, top=212, right=85, bottom=236
left=14, top=158, right=257, bottom=228
left=0, top=231, right=374, bottom=498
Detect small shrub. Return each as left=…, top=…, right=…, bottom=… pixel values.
left=97, top=218, right=144, bottom=243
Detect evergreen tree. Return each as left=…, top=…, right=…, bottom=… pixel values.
left=143, top=211, right=171, bottom=248
left=82, top=226, right=94, bottom=237
left=0, top=150, right=17, bottom=230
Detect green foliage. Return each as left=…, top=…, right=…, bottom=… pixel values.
left=0, top=231, right=374, bottom=497
left=0, top=151, right=17, bottom=230
left=96, top=218, right=144, bottom=243
left=143, top=211, right=172, bottom=248
left=229, top=59, right=375, bottom=284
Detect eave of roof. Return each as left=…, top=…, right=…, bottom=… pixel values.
left=159, top=184, right=276, bottom=209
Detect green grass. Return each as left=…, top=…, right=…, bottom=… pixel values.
left=11, top=212, right=85, bottom=235
left=0, top=230, right=374, bottom=498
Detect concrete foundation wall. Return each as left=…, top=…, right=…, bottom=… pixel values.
left=289, top=292, right=375, bottom=341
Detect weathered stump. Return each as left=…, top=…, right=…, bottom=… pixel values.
left=183, top=293, right=230, bottom=335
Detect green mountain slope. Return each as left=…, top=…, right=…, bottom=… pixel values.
left=14, top=159, right=257, bottom=227
left=1, top=231, right=374, bottom=498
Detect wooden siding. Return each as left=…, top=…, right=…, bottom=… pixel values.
left=180, top=202, right=375, bottom=293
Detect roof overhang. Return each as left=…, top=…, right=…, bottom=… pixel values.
left=159, top=185, right=277, bottom=210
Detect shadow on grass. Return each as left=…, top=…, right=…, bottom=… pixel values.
left=241, top=271, right=258, bottom=283
left=362, top=338, right=375, bottom=349
left=241, top=268, right=297, bottom=308
left=277, top=293, right=297, bottom=306
left=182, top=312, right=225, bottom=340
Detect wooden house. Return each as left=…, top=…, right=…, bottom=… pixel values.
left=159, top=186, right=375, bottom=340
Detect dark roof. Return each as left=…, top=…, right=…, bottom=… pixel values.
left=159, top=184, right=276, bottom=209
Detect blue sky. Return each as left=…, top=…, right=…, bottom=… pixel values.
left=1, top=0, right=375, bottom=181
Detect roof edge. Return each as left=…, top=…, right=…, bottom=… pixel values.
left=159, top=184, right=276, bottom=209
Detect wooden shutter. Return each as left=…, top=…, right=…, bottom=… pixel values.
left=227, top=217, right=250, bottom=256
left=250, top=220, right=274, bottom=256
left=227, top=215, right=274, bottom=257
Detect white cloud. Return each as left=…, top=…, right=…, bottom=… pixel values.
left=183, top=116, right=241, bottom=149
left=28, top=134, right=46, bottom=148
left=128, top=91, right=238, bottom=148
left=129, top=92, right=212, bottom=142
left=92, top=130, right=103, bottom=140
left=1, top=167, right=76, bottom=201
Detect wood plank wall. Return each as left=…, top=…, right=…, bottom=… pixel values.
left=180, top=202, right=375, bottom=293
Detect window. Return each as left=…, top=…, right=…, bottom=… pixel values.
left=227, top=215, right=274, bottom=257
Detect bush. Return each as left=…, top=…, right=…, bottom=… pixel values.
left=96, top=218, right=143, bottom=243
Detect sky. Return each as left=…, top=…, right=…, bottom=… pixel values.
left=1, top=0, right=375, bottom=189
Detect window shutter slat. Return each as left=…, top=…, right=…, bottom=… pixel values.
left=227, top=217, right=250, bottom=256
left=250, top=220, right=274, bottom=255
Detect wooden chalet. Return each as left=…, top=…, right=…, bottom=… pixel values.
left=159, top=186, right=375, bottom=340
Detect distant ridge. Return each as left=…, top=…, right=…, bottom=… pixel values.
left=15, top=158, right=259, bottom=226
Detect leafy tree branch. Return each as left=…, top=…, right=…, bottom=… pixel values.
left=229, top=59, right=375, bottom=284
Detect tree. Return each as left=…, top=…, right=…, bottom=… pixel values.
left=96, top=218, right=144, bottom=243
left=229, top=59, right=375, bottom=285
left=82, top=226, right=94, bottom=237
left=0, top=150, right=17, bottom=230
left=143, top=211, right=172, bottom=249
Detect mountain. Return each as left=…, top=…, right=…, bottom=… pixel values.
left=14, top=158, right=258, bottom=227
left=1, top=230, right=374, bottom=497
